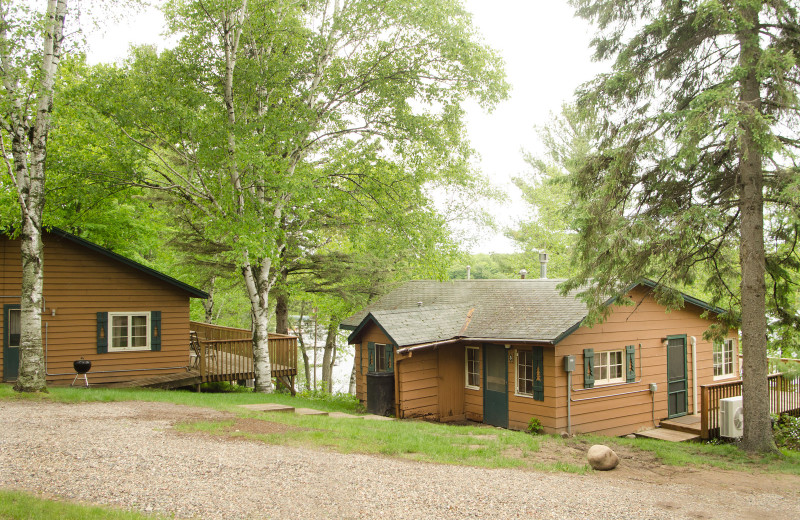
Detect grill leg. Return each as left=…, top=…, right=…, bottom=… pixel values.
left=71, top=373, right=90, bottom=388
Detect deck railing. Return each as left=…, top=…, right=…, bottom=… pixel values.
left=700, top=372, right=800, bottom=439
left=189, top=322, right=297, bottom=384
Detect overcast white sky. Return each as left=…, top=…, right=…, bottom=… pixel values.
left=85, top=1, right=606, bottom=254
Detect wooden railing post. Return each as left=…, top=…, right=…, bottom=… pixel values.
left=701, top=385, right=709, bottom=439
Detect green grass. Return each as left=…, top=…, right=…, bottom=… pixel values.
left=0, top=489, right=165, bottom=520
left=570, top=433, right=800, bottom=475
left=3, top=383, right=798, bottom=476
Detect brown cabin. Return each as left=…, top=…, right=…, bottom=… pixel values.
left=0, top=228, right=210, bottom=386
left=341, top=279, right=739, bottom=436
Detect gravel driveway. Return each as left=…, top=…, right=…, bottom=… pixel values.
left=0, top=400, right=798, bottom=520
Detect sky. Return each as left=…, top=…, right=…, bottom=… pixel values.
left=85, top=1, right=606, bottom=254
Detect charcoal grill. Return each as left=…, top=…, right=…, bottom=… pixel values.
left=71, top=358, right=91, bottom=387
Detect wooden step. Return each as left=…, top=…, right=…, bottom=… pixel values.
left=634, top=428, right=700, bottom=442
left=659, top=414, right=702, bottom=435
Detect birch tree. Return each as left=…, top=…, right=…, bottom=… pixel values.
left=89, top=0, right=507, bottom=392
left=0, top=0, right=68, bottom=392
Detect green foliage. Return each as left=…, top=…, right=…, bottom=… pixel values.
left=447, top=253, right=527, bottom=279
left=199, top=381, right=252, bottom=393
left=0, top=489, right=166, bottom=520
left=526, top=417, right=544, bottom=435
left=295, top=389, right=360, bottom=409
left=773, top=414, right=800, bottom=452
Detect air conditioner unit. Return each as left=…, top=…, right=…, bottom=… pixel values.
left=719, top=395, right=743, bottom=438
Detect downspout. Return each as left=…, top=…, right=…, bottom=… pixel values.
left=394, top=350, right=400, bottom=418
left=691, top=336, right=697, bottom=415
left=567, top=370, right=572, bottom=436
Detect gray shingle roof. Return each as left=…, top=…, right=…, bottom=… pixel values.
left=342, top=279, right=588, bottom=346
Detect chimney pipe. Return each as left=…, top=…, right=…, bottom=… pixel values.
left=539, top=252, right=549, bottom=279
left=519, top=269, right=528, bottom=280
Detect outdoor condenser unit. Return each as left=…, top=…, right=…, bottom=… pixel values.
left=719, top=395, right=744, bottom=438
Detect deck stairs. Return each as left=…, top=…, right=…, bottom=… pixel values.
left=635, top=414, right=702, bottom=442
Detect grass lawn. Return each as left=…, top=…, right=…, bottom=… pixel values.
left=0, top=490, right=164, bottom=520
left=2, top=383, right=798, bottom=477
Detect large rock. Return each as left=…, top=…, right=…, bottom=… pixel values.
left=587, top=444, right=619, bottom=471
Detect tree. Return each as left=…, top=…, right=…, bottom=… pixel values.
left=0, top=0, right=68, bottom=392
left=565, top=0, right=800, bottom=452
left=506, top=105, right=596, bottom=279
left=88, top=0, right=507, bottom=393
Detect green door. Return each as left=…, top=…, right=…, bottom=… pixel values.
left=3, top=305, right=20, bottom=381
left=483, top=344, right=508, bottom=428
left=667, top=335, right=688, bottom=418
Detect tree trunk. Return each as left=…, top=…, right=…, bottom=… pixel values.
left=737, top=9, right=776, bottom=453
left=296, top=302, right=311, bottom=390
left=3, top=0, right=68, bottom=393
left=242, top=258, right=273, bottom=393
left=321, top=319, right=337, bottom=393
left=348, top=358, right=356, bottom=395
left=202, top=275, right=216, bottom=323
left=274, top=268, right=289, bottom=335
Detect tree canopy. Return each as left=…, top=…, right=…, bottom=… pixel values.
left=565, top=0, right=800, bottom=452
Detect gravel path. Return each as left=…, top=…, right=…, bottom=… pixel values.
left=1, top=400, right=798, bottom=520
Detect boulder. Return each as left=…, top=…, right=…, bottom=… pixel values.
left=587, top=444, right=619, bottom=471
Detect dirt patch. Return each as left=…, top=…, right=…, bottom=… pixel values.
left=222, top=417, right=305, bottom=436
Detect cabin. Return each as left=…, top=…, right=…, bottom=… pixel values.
left=1, top=228, right=297, bottom=390
left=341, top=278, right=740, bottom=437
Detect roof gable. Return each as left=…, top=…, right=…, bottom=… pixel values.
left=47, top=228, right=208, bottom=298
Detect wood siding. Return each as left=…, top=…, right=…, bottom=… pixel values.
left=1, top=234, right=195, bottom=385
left=551, top=286, right=738, bottom=437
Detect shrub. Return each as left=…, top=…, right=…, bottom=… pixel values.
left=773, top=414, right=800, bottom=451
left=526, top=417, right=544, bottom=435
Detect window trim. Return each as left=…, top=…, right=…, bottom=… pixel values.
left=515, top=349, right=534, bottom=398
left=108, top=312, right=151, bottom=352
left=465, top=346, right=480, bottom=390
left=713, top=338, right=737, bottom=380
left=594, top=349, right=625, bottom=386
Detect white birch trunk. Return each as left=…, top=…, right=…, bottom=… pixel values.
left=242, top=257, right=274, bottom=393
left=1, top=0, right=67, bottom=392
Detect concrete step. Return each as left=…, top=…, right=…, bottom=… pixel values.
left=635, top=428, right=700, bottom=442
left=294, top=407, right=329, bottom=416
left=238, top=403, right=295, bottom=413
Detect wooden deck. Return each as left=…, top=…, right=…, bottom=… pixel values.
left=635, top=415, right=702, bottom=442
left=96, top=322, right=298, bottom=391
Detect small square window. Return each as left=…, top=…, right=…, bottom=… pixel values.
left=595, top=351, right=624, bottom=385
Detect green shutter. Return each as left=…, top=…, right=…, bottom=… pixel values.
left=367, top=342, right=375, bottom=372
left=151, top=311, right=162, bottom=352
left=625, top=344, right=635, bottom=382
left=583, top=348, right=594, bottom=388
left=532, top=346, right=544, bottom=401
left=97, top=312, right=108, bottom=354
left=386, top=344, right=395, bottom=373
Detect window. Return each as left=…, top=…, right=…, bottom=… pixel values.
left=517, top=350, right=533, bottom=396
left=109, top=312, right=150, bottom=351
left=367, top=342, right=394, bottom=373
left=374, top=343, right=387, bottom=372
left=595, top=350, right=624, bottom=385
left=7, top=308, right=20, bottom=347
left=465, top=347, right=479, bottom=389
left=714, top=339, right=735, bottom=378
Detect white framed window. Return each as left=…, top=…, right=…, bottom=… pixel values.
left=516, top=349, right=533, bottom=397
left=595, top=350, right=624, bottom=385
left=109, top=312, right=150, bottom=351
left=465, top=346, right=479, bottom=389
left=713, top=338, right=736, bottom=379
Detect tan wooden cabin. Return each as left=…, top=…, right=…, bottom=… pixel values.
left=341, top=279, right=740, bottom=436
left=1, top=228, right=297, bottom=390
